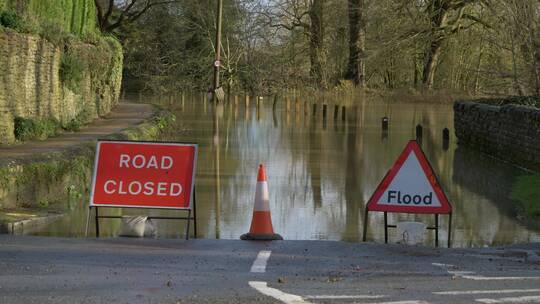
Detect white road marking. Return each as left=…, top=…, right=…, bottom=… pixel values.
left=248, top=281, right=311, bottom=304
left=250, top=250, right=271, bottom=273
left=304, top=295, right=386, bottom=299
left=363, top=301, right=431, bottom=304
left=475, top=295, right=540, bottom=303
left=434, top=289, right=540, bottom=295
left=432, top=263, right=454, bottom=267
left=448, top=271, right=475, bottom=275
left=431, top=263, right=540, bottom=281
left=461, top=275, right=540, bottom=281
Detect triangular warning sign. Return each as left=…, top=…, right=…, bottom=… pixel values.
left=366, top=140, right=452, bottom=214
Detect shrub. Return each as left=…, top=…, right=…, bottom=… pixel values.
left=511, top=175, right=540, bottom=217
left=14, top=116, right=60, bottom=141
left=0, top=10, right=24, bottom=31
left=60, top=53, right=85, bottom=91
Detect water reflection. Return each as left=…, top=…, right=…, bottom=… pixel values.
left=31, top=93, right=539, bottom=247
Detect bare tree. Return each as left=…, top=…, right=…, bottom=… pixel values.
left=95, top=0, right=179, bottom=32
left=421, top=0, right=490, bottom=89
left=345, top=0, right=366, bottom=87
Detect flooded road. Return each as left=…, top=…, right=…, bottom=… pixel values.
left=33, top=94, right=540, bottom=247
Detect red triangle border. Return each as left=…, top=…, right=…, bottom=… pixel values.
left=366, top=140, right=452, bottom=214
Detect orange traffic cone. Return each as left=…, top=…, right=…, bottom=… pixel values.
left=241, top=164, right=283, bottom=241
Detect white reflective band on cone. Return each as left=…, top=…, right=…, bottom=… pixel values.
left=253, top=181, right=270, bottom=211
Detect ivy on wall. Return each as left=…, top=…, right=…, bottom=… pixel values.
left=1, top=0, right=97, bottom=38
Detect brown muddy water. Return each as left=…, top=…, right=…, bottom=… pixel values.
left=32, top=94, right=540, bottom=248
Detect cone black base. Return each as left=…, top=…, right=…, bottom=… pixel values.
left=240, top=233, right=283, bottom=241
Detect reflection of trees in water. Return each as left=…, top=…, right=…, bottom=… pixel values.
left=451, top=146, right=538, bottom=246
left=145, top=94, right=538, bottom=245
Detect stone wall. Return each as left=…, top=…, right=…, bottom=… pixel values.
left=454, top=98, right=540, bottom=171
left=0, top=28, right=123, bottom=144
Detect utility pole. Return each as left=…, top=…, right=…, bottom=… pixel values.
left=213, top=0, right=223, bottom=102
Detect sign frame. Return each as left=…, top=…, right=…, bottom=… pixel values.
left=362, top=140, right=453, bottom=247
left=84, top=140, right=198, bottom=240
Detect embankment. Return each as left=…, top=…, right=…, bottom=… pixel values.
left=0, top=106, right=175, bottom=233
left=454, top=96, right=540, bottom=172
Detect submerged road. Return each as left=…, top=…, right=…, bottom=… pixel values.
left=0, top=236, right=539, bottom=304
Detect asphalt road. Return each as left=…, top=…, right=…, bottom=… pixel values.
left=1, top=236, right=540, bottom=304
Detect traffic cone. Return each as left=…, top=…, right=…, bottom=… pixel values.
left=241, top=164, right=283, bottom=241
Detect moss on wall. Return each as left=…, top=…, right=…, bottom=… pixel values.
left=1, top=0, right=97, bottom=38
left=0, top=28, right=123, bottom=144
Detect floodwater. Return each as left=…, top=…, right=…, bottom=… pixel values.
left=32, top=93, right=540, bottom=248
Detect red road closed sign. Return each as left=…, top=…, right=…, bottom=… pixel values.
left=90, top=141, right=198, bottom=210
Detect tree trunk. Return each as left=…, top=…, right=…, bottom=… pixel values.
left=422, top=41, right=443, bottom=90
left=422, top=0, right=449, bottom=90
left=309, top=0, right=324, bottom=86
left=530, top=20, right=540, bottom=94
left=346, top=0, right=366, bottom=87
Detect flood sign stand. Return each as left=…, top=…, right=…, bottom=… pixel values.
left=362, top=210, right=452, bottom=248
left=85, top=188, right=198, bottom=240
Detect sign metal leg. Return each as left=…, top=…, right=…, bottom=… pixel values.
left=185, top=209, right=191, bottom=240
left=193, top=189, right=197, bottom=238
left=362, top=209, right=369, bottom=242
left=85, top=206, right=91, bottom=237
left=435, top=214, right=439, bottom=247
left=447, top=212, right=452, bottom=248
left=95, top=207, right=100, bottom=238
left=384, top=212, right=388, bottom=244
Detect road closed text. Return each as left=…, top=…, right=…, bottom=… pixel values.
left=91, top=141, right=197, bottom=209
left=102, top=154, right=182, bottom=196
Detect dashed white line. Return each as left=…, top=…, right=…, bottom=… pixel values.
left=431, top=263, right=540, bottom=281
left=475, top=295, right=540, bottom=303
left=461, top=275, right=540, bottom=281
left=250, top=250, right=271, bottom=273
left=434, top=289, right=540, bottom=295
left=304, top=295, right=386, bottom=299
left=363, top=301, right=431, bottom=304
left=248, top=281, right=311, bottom=304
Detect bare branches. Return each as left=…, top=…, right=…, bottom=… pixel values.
left=95, top=0, right=181, bottom=32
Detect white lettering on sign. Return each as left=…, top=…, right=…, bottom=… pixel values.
left=102, top=180, right=183, bottom=196
left=118, top=154, right=173, bottom=170
left=378, top=151, right=441, bottom=207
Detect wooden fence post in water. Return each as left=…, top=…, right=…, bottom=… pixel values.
left=322, top=104, right=327, bottom=119
left=312, top=103, right=317, bottom=116
left=334, top=105, right=339, bottom=120
left=342, top=106, right=346, bottom=121
left=382, top=117, right=389, bottom=131
left=286, top=97, right=291, bottom=112
left=416, top=124, right=423, bottom=143
left=442, top=128, right=450, bottom=150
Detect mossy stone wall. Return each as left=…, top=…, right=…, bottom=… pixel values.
left=454, top=97, right=540, bottom=171
left=0, top=28, right=123, bottom=144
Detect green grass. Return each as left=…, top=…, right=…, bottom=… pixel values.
left=511, top=174, right=540, bottom=217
